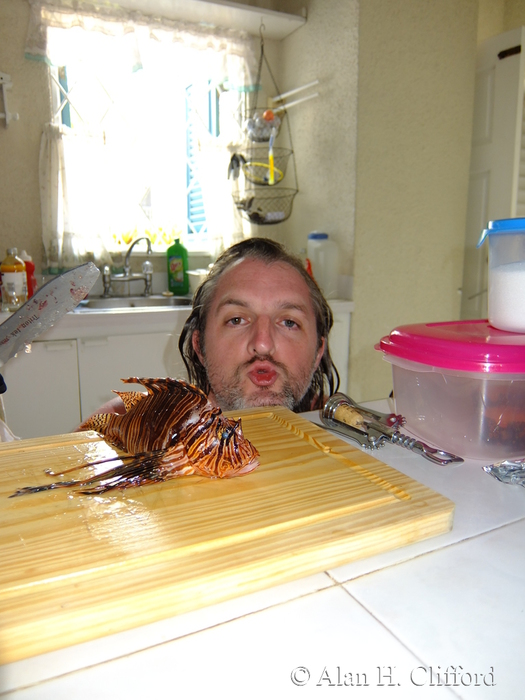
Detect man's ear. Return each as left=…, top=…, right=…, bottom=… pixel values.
left=192, top=330, right=204, bottom=364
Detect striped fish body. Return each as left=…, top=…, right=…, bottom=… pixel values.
left=81, top=377, right=260, bottom=480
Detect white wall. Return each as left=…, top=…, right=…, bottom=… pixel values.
left=0, top=0, right=49, bottom=261
left=349, top=0, right=479, bottom=400
left=278, top=0, right=359, bottom=282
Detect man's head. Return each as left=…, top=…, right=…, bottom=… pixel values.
left=178, top=238, right=339, bottom=412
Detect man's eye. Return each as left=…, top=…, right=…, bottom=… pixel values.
left=283, top=319, right=299, bottom=328
left=227, top=317, right=244, bottom=326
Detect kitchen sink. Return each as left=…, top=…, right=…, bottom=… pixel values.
left=76, top=295, right=193, bottom=311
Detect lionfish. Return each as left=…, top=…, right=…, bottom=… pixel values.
left=10, top=377, right=260, bottom=497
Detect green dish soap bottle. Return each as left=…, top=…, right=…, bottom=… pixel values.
left=167, top=239, right=189, bottom=295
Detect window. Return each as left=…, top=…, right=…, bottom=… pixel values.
left=185, top=81, right=220, bottom=239
left=27, top=2, right=254, bottom=271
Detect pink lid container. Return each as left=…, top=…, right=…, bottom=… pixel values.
left=378, top=319, right=525, bottom=374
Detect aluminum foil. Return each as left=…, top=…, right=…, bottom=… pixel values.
left=483, top=459, right=525, bottom=487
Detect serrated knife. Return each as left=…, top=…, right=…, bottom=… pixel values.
left=0, top=262, right=99, bottom=392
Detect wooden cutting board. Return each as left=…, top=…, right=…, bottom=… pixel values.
left=0, top=407, right=454, bottom=664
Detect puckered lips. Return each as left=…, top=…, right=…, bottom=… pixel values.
left=247, top=361, right=279, bottom=387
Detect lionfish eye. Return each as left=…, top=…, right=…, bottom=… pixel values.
left=221, top=428, right=233, bottom=441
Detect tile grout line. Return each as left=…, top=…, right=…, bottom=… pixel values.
left=337, top=583, right=465, bottom=700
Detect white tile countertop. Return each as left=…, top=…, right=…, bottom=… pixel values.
left=0, top=401, right=523, bottom=699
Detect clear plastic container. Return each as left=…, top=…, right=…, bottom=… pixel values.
left=377, top=320, right=525, bottom=461
left=307, top=232, right=339, bottom=299
left=477, top=218, right=525, bottom=332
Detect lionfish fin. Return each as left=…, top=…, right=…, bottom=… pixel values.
left=9, top=446, right=193, bottom=497
left=112, top=389, right=146, bottom=412
left=79, top=412, right=112, bottom=433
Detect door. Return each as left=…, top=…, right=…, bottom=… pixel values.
left=461, top=27, right=525, bottom=319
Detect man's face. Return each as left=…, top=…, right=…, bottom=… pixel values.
left=192, top=258, right=325, bottom=411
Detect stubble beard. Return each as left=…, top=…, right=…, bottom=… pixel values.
left=204, top=354, right=318, bottom=412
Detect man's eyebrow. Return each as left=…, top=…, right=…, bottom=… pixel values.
left=216, top=297, right=249, bottom=311
left=216, top=298, right=310, bottom=314
left=278, top=301, right=310, bottom=314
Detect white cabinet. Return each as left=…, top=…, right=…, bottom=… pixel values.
left=1, top=340, right=81, bottom=438
left=0, top=306, right=191, bottom=439
left=77, top=332, right=187, bottom=420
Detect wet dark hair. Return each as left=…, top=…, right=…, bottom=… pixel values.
left=178, top=237, right=340, bottom=412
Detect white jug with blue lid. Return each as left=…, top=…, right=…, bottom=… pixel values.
left=307, top=232, right=339, bottom=299
left=477, top=217, right=525, bottom=332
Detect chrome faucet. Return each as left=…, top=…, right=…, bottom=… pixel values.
left=124, top=237, right=152, bottom=276
left=102, top=237, right=153, bottom=297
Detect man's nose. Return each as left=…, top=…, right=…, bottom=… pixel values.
left=250, top=317, right=275, bottom=356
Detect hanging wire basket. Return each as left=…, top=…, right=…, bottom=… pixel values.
left=231, top=27, right=298, bottom=226
left=241, top=146, right=292, bottom=186
left=233, top=187, right=297, bottom=225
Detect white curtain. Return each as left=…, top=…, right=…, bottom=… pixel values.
left=39, top=123, right=66, bottom=274
left=26, top=0, right=257, bottom=269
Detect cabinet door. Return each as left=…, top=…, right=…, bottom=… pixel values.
left=77, top=332, right=187, bottom=421
left=1, top=340, right=81, bottom=438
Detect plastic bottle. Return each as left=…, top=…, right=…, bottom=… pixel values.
left=307, top=232, right=339, bottom=299
left=1, top=248, right=27, bottom=311
left=19, top=250, right=38, bottom=299
left=167, top=239, right=189, bottom=295
left=477, top=218, right=525, bottom=332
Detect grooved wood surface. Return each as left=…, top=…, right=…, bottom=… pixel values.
left=0, top=407, right=454, bottom=663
